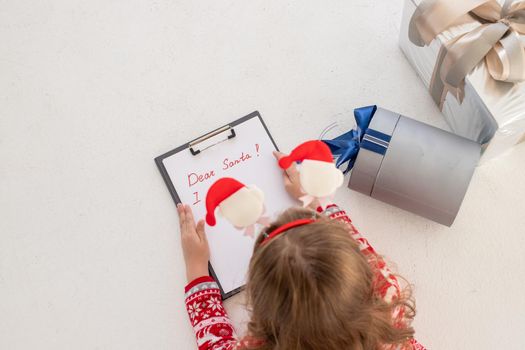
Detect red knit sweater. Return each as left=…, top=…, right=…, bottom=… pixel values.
left=184, top=204, right=426, bottom=350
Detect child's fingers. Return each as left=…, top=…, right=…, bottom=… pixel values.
left=273, top=150, right=286, bottom=160
left=273, top=151, right=302, bottom=184
left=288, top=163, right=299, bottom=175
left=184, top=205, right=196, bottom=233
left=184, top=204, right=194, bottom=222
left=196, top=219, right=207, bottom=242
left=282, top=171, right=293, bottom=186
left=177, top=203, right=186, bottom=234
left=286, top=164, right=300, bottom=184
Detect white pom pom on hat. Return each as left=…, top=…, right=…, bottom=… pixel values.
left=278, top=140, right=344, bottom=197
left=205, top=177, right=264, bottom=228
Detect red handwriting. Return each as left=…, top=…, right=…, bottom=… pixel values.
left=192, top=191, right=201, bottom=205
left=188, top=170, right=216, bottom=187
left=188, top=148, right=259, bottom=205
left=222, top=152, right=252, bottom=170
left=186, top=149, right=257, bottom=206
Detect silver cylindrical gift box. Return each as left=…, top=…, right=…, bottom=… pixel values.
left=349, top=107, right=481, bottom=226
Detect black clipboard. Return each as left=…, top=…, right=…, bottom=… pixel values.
left=154, top=111, right=279, bottom=299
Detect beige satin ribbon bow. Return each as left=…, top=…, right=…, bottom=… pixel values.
left=409, top=0, right=525, bottom=107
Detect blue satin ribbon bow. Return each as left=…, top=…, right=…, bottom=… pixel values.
left=322, top=105, right=377, bottom=174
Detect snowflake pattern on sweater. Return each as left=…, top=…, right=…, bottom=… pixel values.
left=184, top=204, right=426, bottom=350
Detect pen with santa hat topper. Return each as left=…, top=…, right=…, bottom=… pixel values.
left=205, top=177, right=271, bottom=238
left=278, top=140, right=344, bottom=208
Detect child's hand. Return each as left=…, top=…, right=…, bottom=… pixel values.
left=274, top=151, right=321, bottom=210
left=273, top=151, right=304, bottom=201
left=177, top=204, right=210, bottom=283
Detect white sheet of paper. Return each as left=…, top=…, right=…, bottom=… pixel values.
left=162, top=116, right=296, bottom=295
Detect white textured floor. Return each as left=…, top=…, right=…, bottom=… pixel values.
left=1, top=1, right=524, bottom=349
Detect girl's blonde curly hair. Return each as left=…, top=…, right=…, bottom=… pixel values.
left=244, top=207, right=415, bottom=350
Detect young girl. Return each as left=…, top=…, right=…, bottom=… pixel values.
left=177, top=152, right=426, bottom=350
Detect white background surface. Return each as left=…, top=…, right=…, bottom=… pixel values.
left=1, top=1, right=524, bottom=349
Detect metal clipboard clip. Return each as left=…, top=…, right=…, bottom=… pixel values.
left=189, top=125, right=236, bottom=156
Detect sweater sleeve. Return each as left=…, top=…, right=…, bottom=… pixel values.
left=184, top=276, right=239, bottom=350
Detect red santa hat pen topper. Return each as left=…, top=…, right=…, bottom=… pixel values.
left=278, top=140, right=344, bottom=206
left=205, top=177, right=268, bottom=237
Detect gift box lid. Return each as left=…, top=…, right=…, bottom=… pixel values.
left=348, top=108, right=400, bottom=196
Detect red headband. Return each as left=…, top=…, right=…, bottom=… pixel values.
left=260, top=218, right=315, bottom=245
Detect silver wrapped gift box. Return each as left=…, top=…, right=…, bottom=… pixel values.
left=348, top=107, right=481, bottom=226
left=399, top=0, right=525, bottom=161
